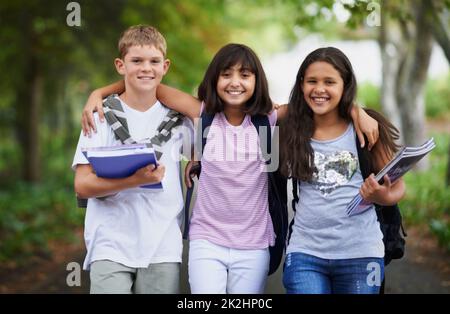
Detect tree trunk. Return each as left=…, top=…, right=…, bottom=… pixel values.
left=379, top=6, right=404, bottom=137
left=447, top=142, right=450, bottom=186
left=16, top=56, right=42, bottom=182
left=397, top=2, right=433, bottom=141
left=15, top=10, right=42, bottom=182
left=379, top=0, right=433, bottom=170
left=428, top=2, right=450, bottom=186
left=429, top=1, right=450, bottom=62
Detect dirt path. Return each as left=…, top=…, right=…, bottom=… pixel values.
left=0, top=224, right=449, bottom=294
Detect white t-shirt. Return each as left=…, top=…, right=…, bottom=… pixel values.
left=72, top=96, right=192, bottom=270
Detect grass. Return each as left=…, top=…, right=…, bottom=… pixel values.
left=400, top=133, right=450, bottom=252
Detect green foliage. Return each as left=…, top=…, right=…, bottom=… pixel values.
left=425, top=73, right=450, bottom=118
left=357, top=76, right=450, bottom=119
left=399, top=133, right=450, bottom=252
left=0, top=180, right=83, bottom=263
left=0, top=129, right=82, bottom=263
left=357, top=82, right=381, bottom=112
left=0, top=138, right=21, bottom=182
left=430, top=219, right=450, bottom=252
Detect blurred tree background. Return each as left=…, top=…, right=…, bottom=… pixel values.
left=0, top=0, right=449, bottom=270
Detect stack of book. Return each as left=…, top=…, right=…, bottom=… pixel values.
left=82, top=143, right=162, bottom=189
left=346, top=138, right=436, bottom=216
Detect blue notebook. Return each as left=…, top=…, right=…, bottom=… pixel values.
left=82, top=144, right=162, bottom=189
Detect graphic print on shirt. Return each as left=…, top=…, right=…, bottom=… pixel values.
left=311, top=150, right=358, bottom=196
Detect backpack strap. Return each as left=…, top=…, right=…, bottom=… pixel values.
left=77, top=95, right=184, bottom=208
left=250, top=114, right=272, bottom=163
left=251, top=114, right=288, bottom=275
left=182, top=111, right=215, bottom=239
left=288, top=178, right=299, bottom=244
left=292, top=179, right=299, bottom=208
left=103, top=95, right=135, bottom=144
left=103, top=94, right=184, bottom=158
left=355, top=135, right=372, bottom=180
left=197, top=111, right=216, bottom=159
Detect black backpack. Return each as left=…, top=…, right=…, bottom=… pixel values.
left=355, top=136, right=407, bottom=266
left=183, top=112, right=288, bottom=275
left=290, top=136, right=407, bottom=265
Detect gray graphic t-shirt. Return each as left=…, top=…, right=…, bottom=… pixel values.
left=287, top=124, right=384, bottom=259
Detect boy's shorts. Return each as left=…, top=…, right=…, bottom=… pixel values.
left=90, top=260, right=180, bottom=294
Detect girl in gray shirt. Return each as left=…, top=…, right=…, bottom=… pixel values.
left=279, top=47, right=405, bottom=294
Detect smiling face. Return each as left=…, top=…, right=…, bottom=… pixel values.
left=216, top=64, right=256, bottom=108
left=302, top=61, right=344, bottom=118
left=115, top=44, right=169, bottom=93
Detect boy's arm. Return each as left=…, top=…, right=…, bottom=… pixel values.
left=74, top=163, right=165, bottom=199
left=359, top=142, right=406, bottom=206
left=157, top=84, right=201, bottom=121
left=274, top=103, right=379, bottom=146
left=351, top=104, right=379, bottom=151
left=82, top=80, right=125, bottom=136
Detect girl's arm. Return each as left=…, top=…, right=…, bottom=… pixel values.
left=82, top=80, right=125, bottom=136
left=157, top=84, right=201, bottom=121
left=359, top=143, right=406, bottom=206
left=274, top=103, right=288, bottom=121
left=351, top=104, right=379, bottom=151
left=81, top=82, right=201, bottom=135
left=275, top=103, right=379, bottom=149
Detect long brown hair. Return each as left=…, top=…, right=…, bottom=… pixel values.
left=197, top=43, right=272, bottom=116
left=359, top=108, right=401, bottom=173
left=280, top=47, right=400, bottom=181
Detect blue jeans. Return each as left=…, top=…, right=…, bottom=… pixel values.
left=283, top=252, right=384, bottom=294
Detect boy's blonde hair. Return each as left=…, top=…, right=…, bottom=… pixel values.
left=118, top=25, right=167, bottom=59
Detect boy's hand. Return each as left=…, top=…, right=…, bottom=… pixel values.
left=185, top=161, right=199, bottom=188
left=82, top=91, right=105, bottom=137
left=133, top=163, right=165, bottom=186
left=360, top=174, right=391, bottom=204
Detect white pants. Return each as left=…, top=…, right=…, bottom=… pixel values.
left=188, top=239, right=270, bottom=294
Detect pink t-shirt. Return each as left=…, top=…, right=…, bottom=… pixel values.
left=189, top=109, right=278, bottom=249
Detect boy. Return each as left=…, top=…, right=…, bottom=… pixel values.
left=72, top=25, right=187, bottom=294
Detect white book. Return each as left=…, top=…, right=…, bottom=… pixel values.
left=346, top=138, right=436, bottom=216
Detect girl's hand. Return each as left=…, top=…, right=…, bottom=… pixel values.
left=133, top=163, right=165, bottom=186
left=273, top=103, right=288, bottom=121
left=184, top=161, right=200, bottom=188
left=360, top=174, right=391, bottom=205
left=353, top=106, right=379, bottom=151
left=82, top=91, right=105, bottom=137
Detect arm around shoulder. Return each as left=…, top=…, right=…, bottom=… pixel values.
left=275, top=103, right=288, bottom=122
left=157, top=84, right=201, bottom=121
left=82, top=80, right=125, bottom=135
